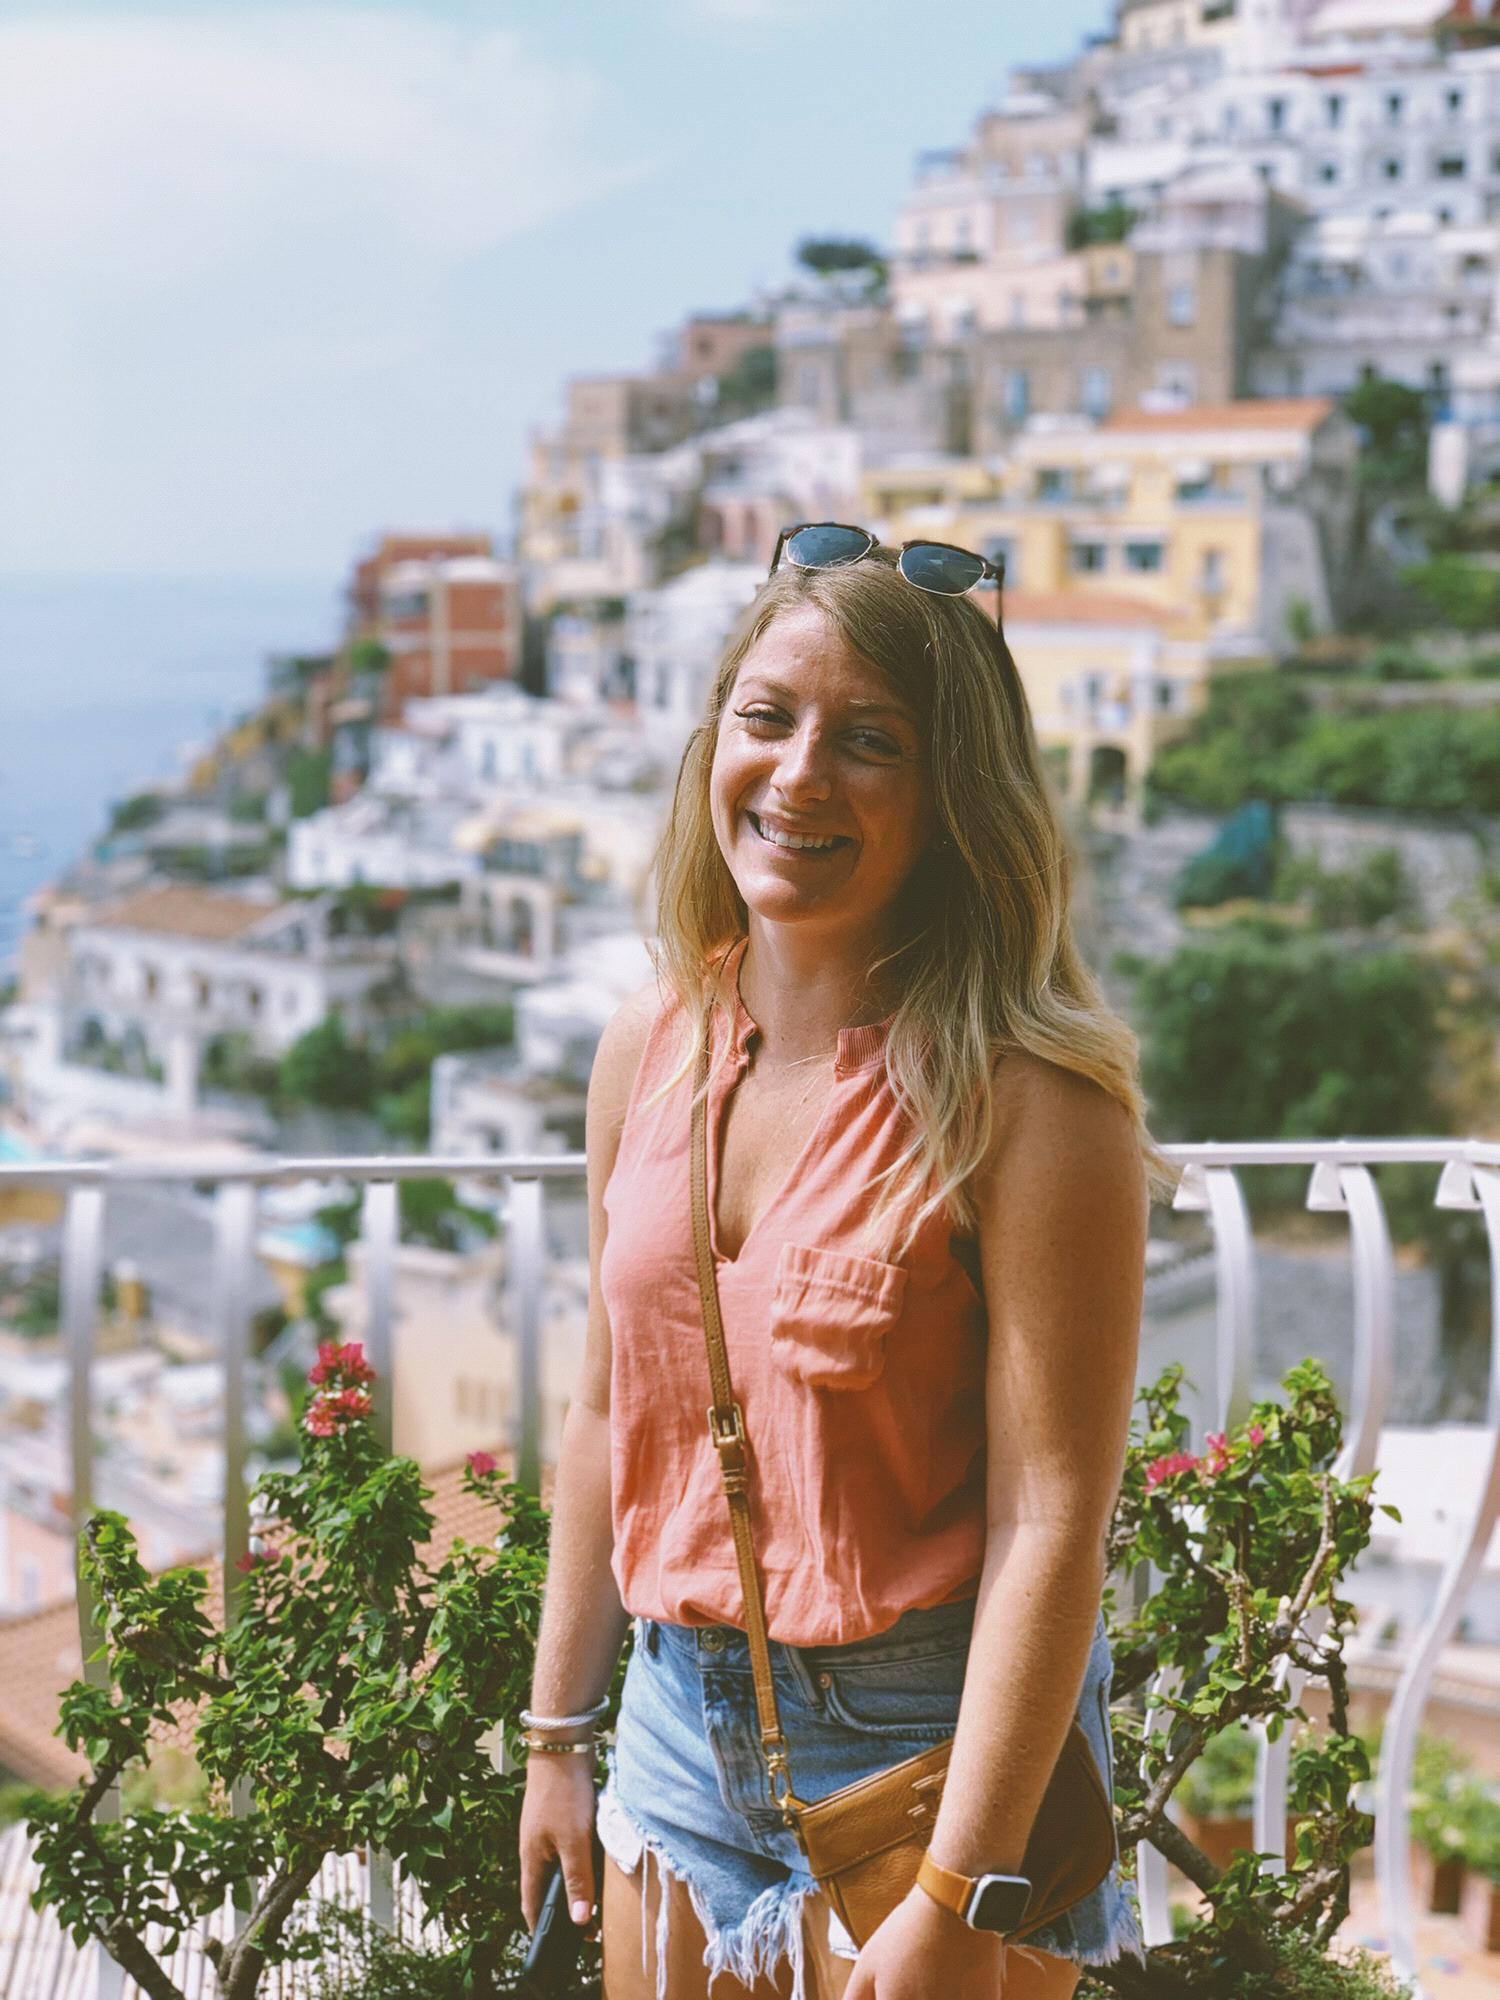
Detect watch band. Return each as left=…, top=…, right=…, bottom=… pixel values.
left=915, top=1852, right=973, bottom=1921
left=916, top=1852, right=1034, bottom=1933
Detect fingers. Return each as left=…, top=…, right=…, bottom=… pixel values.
left=560, top=1823, right=599, bottom=1927
left=519, top=1840, right=555, bottom=1935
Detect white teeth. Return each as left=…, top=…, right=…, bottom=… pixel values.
left=752, top=815, right=841, bottom=853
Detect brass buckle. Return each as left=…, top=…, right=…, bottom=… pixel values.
left=707, top=1403, right=746, bottom=1450
left=765, top=1741, right=803, bottom=1833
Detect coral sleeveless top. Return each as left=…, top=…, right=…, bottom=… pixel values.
left=601, top=936, right=988, bottom=1646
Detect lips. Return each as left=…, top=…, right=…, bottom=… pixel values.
left=747, top=811, right=851, bottom=856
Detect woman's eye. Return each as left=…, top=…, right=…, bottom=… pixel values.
left=731, top=709, right=900, bottom=758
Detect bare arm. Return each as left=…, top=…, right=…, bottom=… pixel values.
left=927, top=1054, right=1148, bottom=1878
left=519, top=980, right=659, bottom=1930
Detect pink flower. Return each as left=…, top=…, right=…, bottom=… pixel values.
left=308, top=1340, right=376, bottom=1389
left=234, top=1544, right=281, bottom=1572
left=305, top=1403, right=338, bottom=1437
left=1145, top=1450, right=1201, bottom=1492
left=1203, top=1431, right=1233, bottom=1476
left=467, top=1449, right=498, bottom=1476
left=333, top=1388, right=371, bottom=1418
left=234, top=1550, right=260, bottom=1573
left=1247, top=1423, right=1266, bottom=1447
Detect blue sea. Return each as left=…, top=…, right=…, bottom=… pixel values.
left=0, top=574, right=341, bottom=974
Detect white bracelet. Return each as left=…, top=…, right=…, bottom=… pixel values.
left=520, top=1699, right=610, bottom=1731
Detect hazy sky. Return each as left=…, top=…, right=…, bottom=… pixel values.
left=0, top=0, right=1113, bottom=582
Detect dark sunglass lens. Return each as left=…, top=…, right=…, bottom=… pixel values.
left=785, top=524, right=872, bottom=569
left=899, top=544, right=986, bottom=595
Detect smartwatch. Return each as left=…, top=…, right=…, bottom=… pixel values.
left=916, top=1851, right=1034, bottom=1934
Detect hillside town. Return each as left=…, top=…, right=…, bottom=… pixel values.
left=5, top=7, right=1500, bottom=1954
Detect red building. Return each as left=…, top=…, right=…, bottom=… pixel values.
left=346, top=533, right=521, bottom=715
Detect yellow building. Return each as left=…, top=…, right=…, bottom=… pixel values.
left=862, top=398, right=1359, bottom=812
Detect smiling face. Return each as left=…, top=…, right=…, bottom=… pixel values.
left=708, top=603, right=939, bottom=946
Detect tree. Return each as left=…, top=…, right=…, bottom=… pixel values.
left=278, top=1016, right=377, bottom=1113
left=346, top=636, right=392, bottom=680
left=794, top=236, right=889, bottom=298
left=1065, top=199, right=1139, bottom=251
left=285, top=749, right=332, bottom=821
left=1342, top=376, right=1429, bottom=493
left=1399, top=554, right=1500, bottom=634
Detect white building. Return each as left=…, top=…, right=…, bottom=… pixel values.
left=627, top=561, right=765, bottom=763
left=14, top=887, right=397, bottom=1131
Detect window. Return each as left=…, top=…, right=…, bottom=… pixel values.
left=1386, top=92, right=1403, bottom=124
left=1437, top=155, right=1467, bottom=179
left=1167, top=283, right=1197, bottom=327
left=1267, top=97, right=1286, bottom=132
left=1200, top=548, right=1227, bottom=594
left=1317, top=160, right=1339, bottom=184
left=1037, top=467, right=1074, bottom=501
left=1010, top=291, right=1027, bottom=326
left=1070, top=539, right=1108, bottom=573
left=1156, top=681, right=1177, bottom=710
left=1004, top=368, right=1031, bottom=421
left=1223, top=103, right=1238, bottom=134
left=983, top=537, right=1017, bottom=587
left=1447, top=88, right=1463, bottom=116
left=1125, top=540, right=1165, bottom=572
left=1382, top=156, right=1403, bottom=181
left=1325, top=93, right=1343, bottom=127
left=1080, top=364, right=1113, bottom=418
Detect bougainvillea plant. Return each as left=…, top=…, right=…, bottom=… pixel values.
left=23, top=1342, right=584, bottom=2000
left=25, top=1344, right=1409, bottom=1999
left=1080, top=1357, right=1410, bottom=2000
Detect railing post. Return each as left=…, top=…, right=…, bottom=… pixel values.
left=508, top=1175, right=545, bottom=1496
left=61, top=1183, right=124, bottom=2000
left=1254, top=1162, right=1396, bottom=1872
left=361, top=1180, right=399, bottom=1459
left=212, top=1181, right=259, bottom=1934
left=1134, top=1163, right=1257, bottom=1946
left=1375, top=1161, right=1500, bottom=1998
left=360, top=1178, right=400, bottom=1935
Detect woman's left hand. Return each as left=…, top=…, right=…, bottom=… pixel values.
left=843, top=1884, right=1009, bottom=1999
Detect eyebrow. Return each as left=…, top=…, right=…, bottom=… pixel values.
left=740, top=676, right=915, bottom=723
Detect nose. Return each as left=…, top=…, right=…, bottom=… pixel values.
left=772, top=721, right=832, bottom=804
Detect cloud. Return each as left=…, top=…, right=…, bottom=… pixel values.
left=0, top=10, right=658, bottom=292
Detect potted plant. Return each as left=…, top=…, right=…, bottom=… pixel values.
left=1457, top=1783, right=1500, bottom=1953
left=1408, top=1733, right=1473, bottom=1915
left=1174, top=1721, right=1310, bottom=1874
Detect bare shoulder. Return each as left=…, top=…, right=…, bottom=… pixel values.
left=585, top=978, right=669, bottom=1143
left=983, top=1048, right=1145, bottom=1195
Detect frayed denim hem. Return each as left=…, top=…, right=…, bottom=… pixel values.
left=598, top=1782, right=819, bottom=2000
left=1021, top=1872, right=1150, bottom=1970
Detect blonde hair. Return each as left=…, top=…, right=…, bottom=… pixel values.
left=643, top=545, right=1179, bottom=1262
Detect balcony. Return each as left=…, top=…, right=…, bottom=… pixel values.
left=2, top=1137, right=1499, bottom=1995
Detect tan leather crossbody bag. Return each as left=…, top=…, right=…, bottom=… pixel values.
left=687, top=1024, right=1117, bottom=1949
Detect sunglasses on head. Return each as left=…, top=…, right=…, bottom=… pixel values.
left=769, top=521, right=1004, bottom=597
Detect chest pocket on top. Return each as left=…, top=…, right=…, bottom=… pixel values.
left=769, top=1241, right=908, bottom=1391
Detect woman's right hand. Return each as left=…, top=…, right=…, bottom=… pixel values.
left=519, top=1755, right=602, bottom=1935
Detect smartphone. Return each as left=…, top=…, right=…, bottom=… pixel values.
left=517, top=1826, right=607, bottom=1998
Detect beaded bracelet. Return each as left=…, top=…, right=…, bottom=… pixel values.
left=520, top=1699, right=610, bottom=1732
left=522, top=1735, right=598, bottom=1756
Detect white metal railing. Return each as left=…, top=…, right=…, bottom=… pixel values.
left=2, top=1135, right=1499, bottom=2000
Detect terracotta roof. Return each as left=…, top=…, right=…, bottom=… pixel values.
left=88, top=886, right=281, bottom=943
left=0, top=1445, right=551, bottom=1791
left=1000, top=590, right=1177, bottom=629
left=1101, top=398, right=1336, bottom=435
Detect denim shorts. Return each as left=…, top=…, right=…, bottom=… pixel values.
left=596, top=1594, right=1146, bottom=2000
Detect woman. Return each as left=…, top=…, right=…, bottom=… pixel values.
left=520, top=528, right=1177, bottom=2000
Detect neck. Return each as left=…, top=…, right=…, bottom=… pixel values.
left=734, top=921, right=898, bottom=1068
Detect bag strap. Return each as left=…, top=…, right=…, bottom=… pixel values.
left=689, top=1017, right=804, bottom=1821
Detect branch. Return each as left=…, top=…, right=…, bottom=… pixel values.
left=217, top=1846, right=327, bottom=2000
left=1141, top=1812, right=1223, bottom=1895
left=1270, top=1475, right=1337, bottom=1648
left=100, top=1918, right=190, bottom=2000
